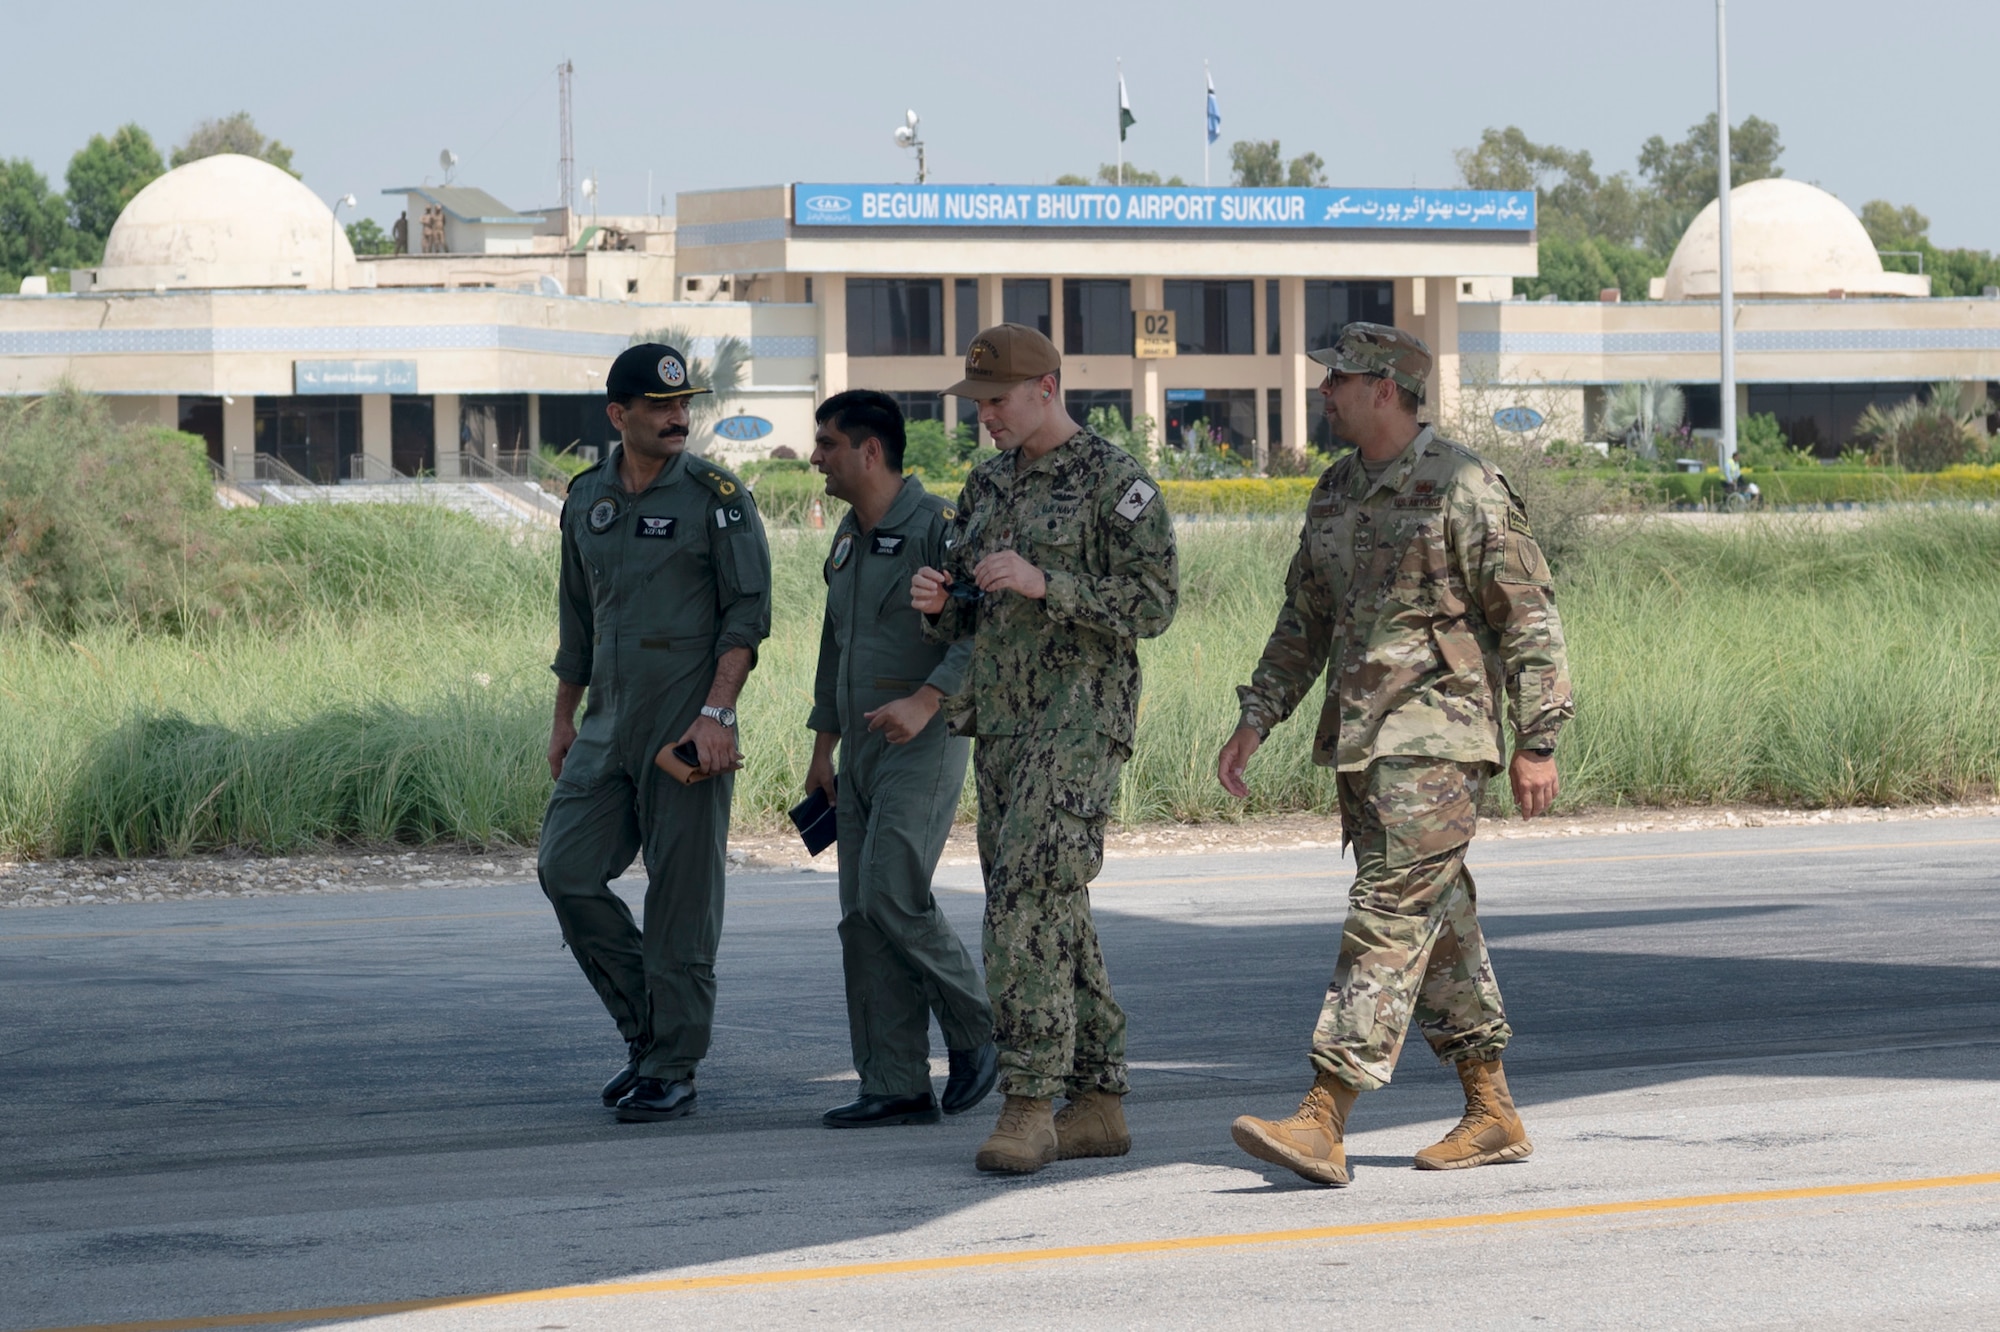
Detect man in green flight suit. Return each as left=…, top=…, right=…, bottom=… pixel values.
left=911, top=324, right=1179, bottom=1175
left=804, top=389, right=998, bottom=1129
left=540, top=342, right=772, bottom=1124
left=1216, top=323, right=1573, bottom=1186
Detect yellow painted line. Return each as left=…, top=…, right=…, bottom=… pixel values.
left=26, top=1170, right=2000, bottom=1332
left=1097, top=835, right=2000, bottom=890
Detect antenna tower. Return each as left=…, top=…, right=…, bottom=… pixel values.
left=557, top=59, right=575, bottom=215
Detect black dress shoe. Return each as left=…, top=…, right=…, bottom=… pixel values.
left=941, top=1042, right=999, bottom=1115
left=822, top=1092, right=942, bottom=1129
left=614, top=1077, right=696, bottom=1122
left=600, top=1040, right=648, bottom=1107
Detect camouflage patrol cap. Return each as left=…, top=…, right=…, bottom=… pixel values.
left=1308, top=322, right=1433, bottom=403
left=942, top=323, right=1061, bottom=399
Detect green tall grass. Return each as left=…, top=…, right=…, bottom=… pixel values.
left=3, top=507, right=1997, bottom=857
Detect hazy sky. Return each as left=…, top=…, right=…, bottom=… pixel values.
left=7, top=0, right=1994, bottom=248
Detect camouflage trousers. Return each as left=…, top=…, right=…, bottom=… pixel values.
left=1310, top=756, right=1511, bottom=1092
left=974, top=728, right=1129, bottom=1101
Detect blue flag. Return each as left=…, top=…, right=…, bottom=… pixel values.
left=1206, top=70, right=1221, bottom=145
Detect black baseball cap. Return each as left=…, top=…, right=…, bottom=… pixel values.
left=607, top=343, right=712, bottom=400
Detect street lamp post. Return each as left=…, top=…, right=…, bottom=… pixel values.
left=332, top=193, right=357, bottom=290
left=1716, top=0, right=1737, bottom=482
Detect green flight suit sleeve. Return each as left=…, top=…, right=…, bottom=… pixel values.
left=1039, top=475, right=1179, bottom=641
left=707, top=486, right=773, bottom=663
left=918, top=509, right=972, bottom=695
left=551, top=504, right=593, bottom=686
left=806, top=552, right=840, bottom=733
left=1235, top=517, right=1336, bottom=738
left=922, top=480, right=979, bottom=645
left=1458, top=477, right=1575, bottom=748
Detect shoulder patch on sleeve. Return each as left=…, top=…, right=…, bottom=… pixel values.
left=1508, top=506, right=1535, bottom=537
left=1113, top=477, right=1159, bottom=523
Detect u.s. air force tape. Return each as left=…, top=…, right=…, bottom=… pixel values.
left=1114, top=480, right=1158, bottom=522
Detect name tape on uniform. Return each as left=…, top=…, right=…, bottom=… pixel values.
left=637, top=516, right=678, bottom=539
left=871, top=533, right=906, bottom=556
left=1114, top=479, right=1159, bottom=523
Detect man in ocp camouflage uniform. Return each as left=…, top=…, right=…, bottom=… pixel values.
left=1216, top=323, right=1573, bottom=1187
left=911, top=323, right=1178, bottom=1175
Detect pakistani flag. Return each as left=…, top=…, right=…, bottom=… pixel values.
left=1119, top=70, right=1135, bottom=142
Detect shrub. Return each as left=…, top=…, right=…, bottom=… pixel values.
left=0, top=388, right=257, bottom=633
left=1854, top=382, right=1992, bottom=472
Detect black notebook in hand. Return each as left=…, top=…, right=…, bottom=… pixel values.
left=788, top=783, right=838, bottom=856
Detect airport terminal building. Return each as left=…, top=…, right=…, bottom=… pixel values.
left=4, top=156, right=1997, bottom=481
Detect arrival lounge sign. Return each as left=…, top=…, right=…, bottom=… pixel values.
left=294, top=360, right=418, bottom=394
left=793, top=184, right=1535, bottom=232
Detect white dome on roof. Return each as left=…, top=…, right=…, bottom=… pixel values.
left=1661, top=178, right=1928, bottom=300
left=91, top=154, right=355, bottom=292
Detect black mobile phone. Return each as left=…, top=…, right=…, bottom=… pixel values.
left=946, top=580, right=985, bottom=604
left=672, top=739, right=700, bottom=767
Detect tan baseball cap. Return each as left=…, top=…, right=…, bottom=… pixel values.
left=943, top=323, right=1061, bottom=399
left=1308, top=322, right=1433, bottom=403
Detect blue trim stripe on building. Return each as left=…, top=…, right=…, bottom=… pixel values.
left=1461, top=327, right=2000, bottom=357
left=0, top=327, right=817, bottom=360
left=677, top=218, right=790, bottom=248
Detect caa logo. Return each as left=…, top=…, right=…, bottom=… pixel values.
left=803, top=195, right=852, bottom=215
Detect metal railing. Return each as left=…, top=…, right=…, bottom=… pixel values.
left=346, top=454, right=412, bottom=483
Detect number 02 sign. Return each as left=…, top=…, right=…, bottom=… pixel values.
left=1133, top=310, right=1177, bottom=359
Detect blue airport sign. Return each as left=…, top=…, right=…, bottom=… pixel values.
left=293, top=359, right=418, bottom=394
left=1493, top=406, right=1546, bottom=433
left=794, top=184, right=1533, bottom=232
left=712, top=414, right=774, bottom=443
left=1164, top=389, right=1208, bottom=402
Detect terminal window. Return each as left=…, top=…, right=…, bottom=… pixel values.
left=1162, top=279, right=1254, bottom=355
left=887, top=392, right=945, bottom=424
left=1004, top=279, right=1052, bottom=338
left=1305, top=280, right=1394, bottom=350
left=847, top=278, right=944, bottom=357
left=1065, top=389, right=1133, bottom=430
left=1167, top=389, right=1257, bottom=452
left=955, top=279, right=980, bottom=354
left=1063, top=279, right=1132, bottom=356
left=254, top=395, right=359, bottom=485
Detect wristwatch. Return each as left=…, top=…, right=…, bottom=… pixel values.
left=700, top=705, right=737, bottom=728
left=1520, top=739, right=1555, bottom=757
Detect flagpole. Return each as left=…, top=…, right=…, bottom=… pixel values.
left=1203, top=61, right=1211, bottom=187
left=1717, top=0, right=1737, bottom=483
left=1116, top=58, right=1124, bottom=186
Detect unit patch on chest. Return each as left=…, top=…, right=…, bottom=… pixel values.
left=635, top=515, right=677, bottom=539
left=871, top=532, right=906, bottom=557
left=1113, top=479, right=1159, bottom=523
left=586, top=496, right=621, bottom=533
left=830, top=533, right=855, bottom=570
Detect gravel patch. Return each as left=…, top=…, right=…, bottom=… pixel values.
left=7, top=800, right=1997, bottom=909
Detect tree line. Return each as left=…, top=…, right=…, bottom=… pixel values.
left=1, top=113, right=299, bottom=292
left=1457, top=115, right=2000, bottom=301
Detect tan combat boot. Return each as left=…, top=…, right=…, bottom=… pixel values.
left=974, top=1095, right=1058, bottom=1174
left=1230, top=1073, right=1359, bottom=1187
left=1054, top=1090, right=1131, bottom=1159
left=1414, top=1057, right=1533, bottom=1170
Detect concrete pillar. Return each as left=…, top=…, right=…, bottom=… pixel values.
left=1130, top=274, right=1163, bottom=448
left=223, top=395, right=254, bottom=479
left=817, top=274, right=847, bottom=403
left=1279, top=276, right=1309, bottom=462
left=1423, top=277, right=1461, bottom=427
left=433, top=393, right=461, bottom=479
left=360, top=394, right=392, bottom=478
left=1252, top=279, right=1273, bottom=470
left=974, top=276, right=1003, bottom=446
left=527, top=393, right=542, bottom=450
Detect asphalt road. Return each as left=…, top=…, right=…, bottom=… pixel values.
left=3, top=817, right=1998, bottom=1331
